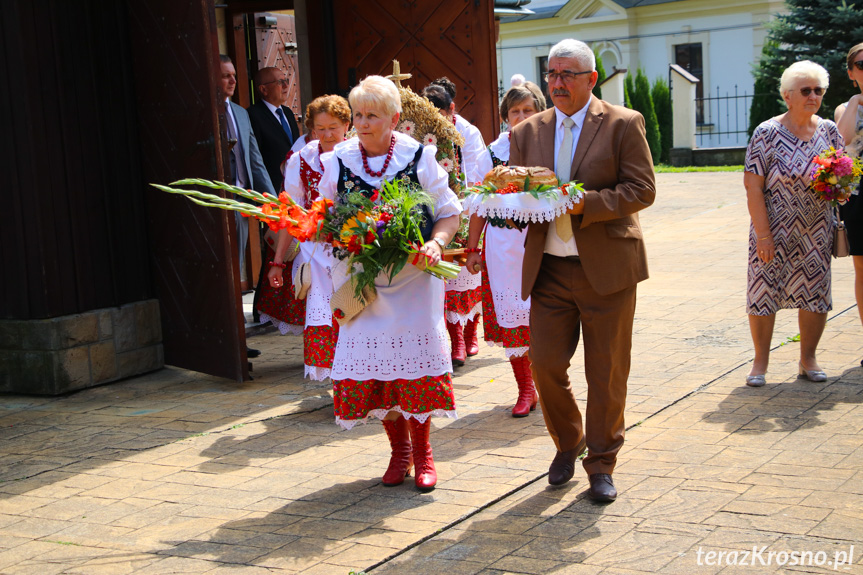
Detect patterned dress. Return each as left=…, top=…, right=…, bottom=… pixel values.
left=444, top=115, right=494, bottom=325
left=480, top=132, right=531, bottom=357
left=744, top=118, right=842, bottom=315
left=317, top=132, right=463, bottom=429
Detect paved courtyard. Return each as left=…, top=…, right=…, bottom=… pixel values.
left=1, top=172, right=862, bottom=574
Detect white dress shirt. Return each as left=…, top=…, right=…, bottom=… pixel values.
left=544, top=97, right=592, bottom=257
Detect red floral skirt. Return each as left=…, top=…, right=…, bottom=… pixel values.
left=303, top=322, right=338, bottom=369
left=257, top=247, right=305, bottom=330
left=333, top=373, right=456, bottom=421
left=445, top=287, right=482, bottom=319
left=481, top=254, right=530, bottom=349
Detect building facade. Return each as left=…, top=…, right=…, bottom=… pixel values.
left=498, top=0, right=787, bottom=148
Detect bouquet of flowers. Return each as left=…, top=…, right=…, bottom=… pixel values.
left=152, top=178, right=460, bottom=303
left=809, top=147, right=863, bottom=206
left=321, top=178, right=460, bottom=300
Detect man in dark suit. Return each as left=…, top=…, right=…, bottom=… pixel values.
left=247, top=66, right=300, bottom=193
left=510, top=39, right=655, bottom=502
left=218, top=55, right=275, bottom=358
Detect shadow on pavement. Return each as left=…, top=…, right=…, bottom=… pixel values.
left=701, top=365, right=863, bottom=434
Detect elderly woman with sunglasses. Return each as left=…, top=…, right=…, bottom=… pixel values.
left=743, top=60, right=843, bottom=387
left=834, top=43, right=863, bottom=368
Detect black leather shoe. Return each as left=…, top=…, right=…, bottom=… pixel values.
left=588, top=473, right=617, bottom=502
left=246, top=347, right=261, bottom=358
left=548, top=439, right=587, bottom=486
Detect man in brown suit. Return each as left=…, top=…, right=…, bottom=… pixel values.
left=510, top=39, right=655, bottom=502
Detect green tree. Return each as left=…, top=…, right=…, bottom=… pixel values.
left=593, top=51, right=606, bottom=101
left=652, top=76, right=672, bottom=163
left=624, top=72, right=634, bottom=109
left=631, top=69, right=662, bottom=164
left=749, top=0, right=863, bottom=134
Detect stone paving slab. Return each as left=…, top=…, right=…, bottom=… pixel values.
left=0, top=172, right=861, bottom=574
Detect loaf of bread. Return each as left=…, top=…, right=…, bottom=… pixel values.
left=482, top=165, right=558, bottom=190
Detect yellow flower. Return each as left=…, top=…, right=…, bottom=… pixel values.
left=340, top=211, right=372, bottom=242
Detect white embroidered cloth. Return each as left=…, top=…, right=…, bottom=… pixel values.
left=462, top=187, right=583, bottom=223
left=485, top=224, right=530, bottom=329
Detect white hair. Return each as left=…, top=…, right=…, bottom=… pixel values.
left=510, top=73, right=526, bottom=87
left=548, top=39, right=595, bottom=71
left=779, top=60, right=829, bottom=97
left=349, top=75, right=402, bottom=117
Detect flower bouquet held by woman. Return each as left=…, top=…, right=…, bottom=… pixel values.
left=322, top=177, right=460, bottom=322
left=809, top=146, right=862, bottom=206
left=150, top=179, right=458, bottom=308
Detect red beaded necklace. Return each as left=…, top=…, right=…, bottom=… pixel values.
left=359, top=134, right=396, bottom=178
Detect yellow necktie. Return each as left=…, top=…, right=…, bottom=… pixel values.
left=555, top=117, right=575, bottom=242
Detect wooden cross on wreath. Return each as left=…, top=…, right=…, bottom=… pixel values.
left=386, top=60, right=412, bottom=88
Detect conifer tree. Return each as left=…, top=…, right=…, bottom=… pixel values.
left=750, top=0, right=863, bottom=134
left=652, top=77, right=673, bottom=164
left=624, top=72, right=634, bottom=109
left=593, top=51, right=606, bottom=101
left=631, top=69, right=661, bottom=164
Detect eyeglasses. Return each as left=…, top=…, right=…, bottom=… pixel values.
left=853, top=60, right=863, bottom=71
left=799, top=86, right=825, bottom=97
left=544, top=70, right=592, bottom=83
left=262, top=79, right=288, bottom=87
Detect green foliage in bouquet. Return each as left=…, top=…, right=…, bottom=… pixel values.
left=322, top=178, right=460, bottom=299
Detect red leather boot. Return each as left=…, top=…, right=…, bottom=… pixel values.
left=511, top=355, right=538, bottom=418
left=408, top=417, right=437, bottom=491
left=381, top=416, right=413, bottom=486
left=446, top=320, right=466, bottom=366
left=463, top=316, right=480, bottom=357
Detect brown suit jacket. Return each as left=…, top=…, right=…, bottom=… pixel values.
left=510, top=98, right=656, bottom=298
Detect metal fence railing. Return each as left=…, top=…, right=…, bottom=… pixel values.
left=695, top=86, right=770, bottom=148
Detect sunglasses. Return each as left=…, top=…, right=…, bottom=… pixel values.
left=853, top=60, right=863, bottom=71
left=799, top=87, right=825, bottom=97
left=262, top=79, right=289, bottom=87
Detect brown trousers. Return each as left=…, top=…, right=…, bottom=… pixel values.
left=528, top=254, right=636, bottom=475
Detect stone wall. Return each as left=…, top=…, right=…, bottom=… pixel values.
left=0, top=300, right=163, bottom=395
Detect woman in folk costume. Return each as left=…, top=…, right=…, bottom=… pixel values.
left=464, top=83, right=547, bottom=417
left=317, top=76, right=462, bottom=491
left=422, top=80, right=493, bottom=366
left=264, top=95, right=351, bottom=380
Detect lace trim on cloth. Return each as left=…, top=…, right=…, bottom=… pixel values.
left=445, top=265, right=482, bottom=292
left=492, top=287, right=530, bottom=327
left=259, top=313, right=304, bottom=336
left=336, top=408, right=458, bottom=430
left=445, top=301, right=482, bottom=326
left=462, top=189, right=583, bottom=223
left=485, top=342, right=530, bottom=358
left=305, top=365, right=331, bottom=381
left=330, top=329, right=453, bottom=380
